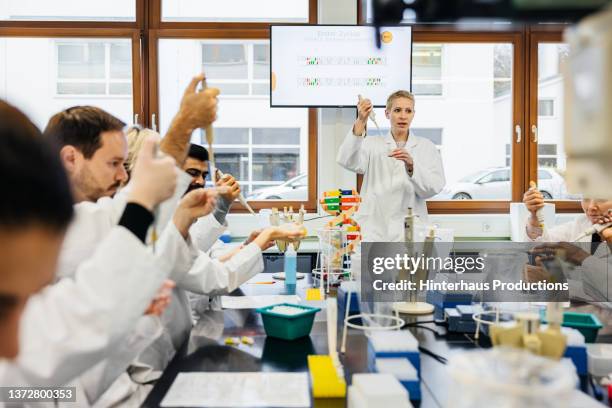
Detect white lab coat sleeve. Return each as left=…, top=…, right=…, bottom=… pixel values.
left=13, top=226, right=167, bottom=387
left=525, top=219, right=580, bottom=242
left=176, top=243, right=264, bottom=296
left=156, top=221, right=197, bottom=280
left=78, top=316, right=163, bottom=405
left=209, top=240, right=229, bottom=259
left=336, top=129, right=369, bottom=174
left=408, top=139, right=445, bottom=199
left=189, top=214, right=227, bottom=253
left=154, top=170, right=192, bottom=232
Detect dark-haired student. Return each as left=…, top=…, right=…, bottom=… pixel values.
left=0, top=99, right=177, bottom=395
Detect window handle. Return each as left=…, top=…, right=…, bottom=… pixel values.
left=133, top=113, right=139, bottom=125
left=531, top=125, right=538, bottom=143
left=515, top=125, right=521, bottom=143
left=151, top=113, right=157, bottom=132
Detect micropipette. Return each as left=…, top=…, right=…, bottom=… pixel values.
left=358, top=94, right=381, bottom=135
left=572, top=221, right=612, bottom=242
left=216, top=168, right=256, bottom=215
left=529, top=180, right=545, bottom=228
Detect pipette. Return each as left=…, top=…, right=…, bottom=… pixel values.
left=529, top=181, right=545, bottom=228
left=572, top=221, right=612, bottom=242
left=358, top=94, right=381, bottom=135
left=216, top=168, right=256, bottom=215
left=200, top=76, right=217, bottom=183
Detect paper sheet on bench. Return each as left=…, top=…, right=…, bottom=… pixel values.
left=160, top=372, right=310, bottom=407
left=220, top=295, right=300, bottom=309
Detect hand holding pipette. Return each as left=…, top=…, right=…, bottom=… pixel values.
left=573, top=209, right=612, bottom=241
left=528, top=181, right=545, bottom=228
left=523, top=181, right=545, bottom=238
left=357, top=94, right=381, bottom=134
left=214, top=169, right=256, bottom=215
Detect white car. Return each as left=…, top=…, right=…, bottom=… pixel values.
left=432, top=167, right=567, bottom=200
left=247, top=174, right=308, bottom=200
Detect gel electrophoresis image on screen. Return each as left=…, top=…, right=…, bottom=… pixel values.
left=270, top=25, right=412, bottom=107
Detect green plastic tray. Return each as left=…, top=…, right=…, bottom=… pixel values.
left=256, top=303, right=321, bottom=340
left=541, top=311, right=603, bottom=343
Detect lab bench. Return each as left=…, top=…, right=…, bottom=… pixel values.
left=143, top=273, right=611, bottom=407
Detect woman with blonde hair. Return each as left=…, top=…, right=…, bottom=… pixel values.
left=337, top=90, right=446, bottom=241
left=125, top=125, right=160, bottom=179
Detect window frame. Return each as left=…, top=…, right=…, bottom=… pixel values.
left=0, top=0, right=147, bottom=127
left=528, top=27, right=579, bottom=212
left=357, top=1, right=580, bottom=213
left=0, top=0, right=319, bottom=213
left=147, top=0, right=319, bottom=213
left=54, top=40, right=134, bottom=98
left=1, top=2, right=581, bottom=214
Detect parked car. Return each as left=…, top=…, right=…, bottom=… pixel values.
left=247, top=174, right=308, bottom=200
left=432, top=167, right=567, bottom=200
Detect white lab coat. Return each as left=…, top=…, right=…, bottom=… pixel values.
left=526, top=214, right=612, bottom=305
left=57, top=171, right=193, bottom=280
left=337, top=130, right=445, bottom=242
left=129, top=241, right=264, bottom=388
left=189, top=214, right=227, bottom=253
left=0, top=227, right=166, bottom=391
left=525, top=214, right=594, bottom=243
left=55, top=173, right=264, bottom=404
left=1, top=172, right=194, bottom=407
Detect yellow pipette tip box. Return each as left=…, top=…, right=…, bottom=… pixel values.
left=306, top=288, right=322, bottom=301
left=307, top=355, right=347, bottom=398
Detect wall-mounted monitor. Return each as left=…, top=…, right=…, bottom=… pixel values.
left=270, top=25, right=412, bottom=108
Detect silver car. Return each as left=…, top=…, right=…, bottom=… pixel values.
left=432, top=167, right=567, bottom=200
left=247, top=174, right=308, bottom=200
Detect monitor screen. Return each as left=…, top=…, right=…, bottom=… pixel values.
left=270, top=25, right=412, bottom=107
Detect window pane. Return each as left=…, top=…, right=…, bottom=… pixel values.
left=0, top=37, right=133, bottom=130
left=110, top=43, right=132, bottom=79
left=202, top=44, right=248, bottom=79
left=253, top=128, right=300, bottom=145
left=372, top=43, right=514, bottom=201
left=537, top=43, right=573, bottom=200
left=214, top=128, right=249, bottom=145
left=58, top=43, right=105, bottom=79
left=216, top=148, right=249, bottom=183
left=538, top=144, right=557, bottom=155
left=494, top=44, right=513, bottom=97
left=538, top=99, right=554, bottom=117
left=252, top=149, right=300, bottom=182
left=253, top=44, right=270, bottom=80
left=159, top=38, right=309, bottom=201
left=109, top=83, right=132, bottom=95
left=0, top=0, right=135, bottom=21
left=413, top=45, right=442, bottom=96
left=162, top=0, right=309, bottom=22
left=252, top=83, right=270, bottom=95
left=208, top=83, right=250, bottom=95
left=57, top=82, right=106, bottom=95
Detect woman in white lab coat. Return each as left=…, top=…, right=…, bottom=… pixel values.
left=337, top=90, right=445, bottom=242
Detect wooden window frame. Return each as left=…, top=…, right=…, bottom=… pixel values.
left=0, top=0, right=147, bottom=124
left=356, top=1, right=580, bottom=213
left=527, top=26, right=580, bottom=213
left=1, top=1, right=580, bottom=215
left=1, top=0, right=319, bottom=213
left=147, top=0, right=318, bottom=213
